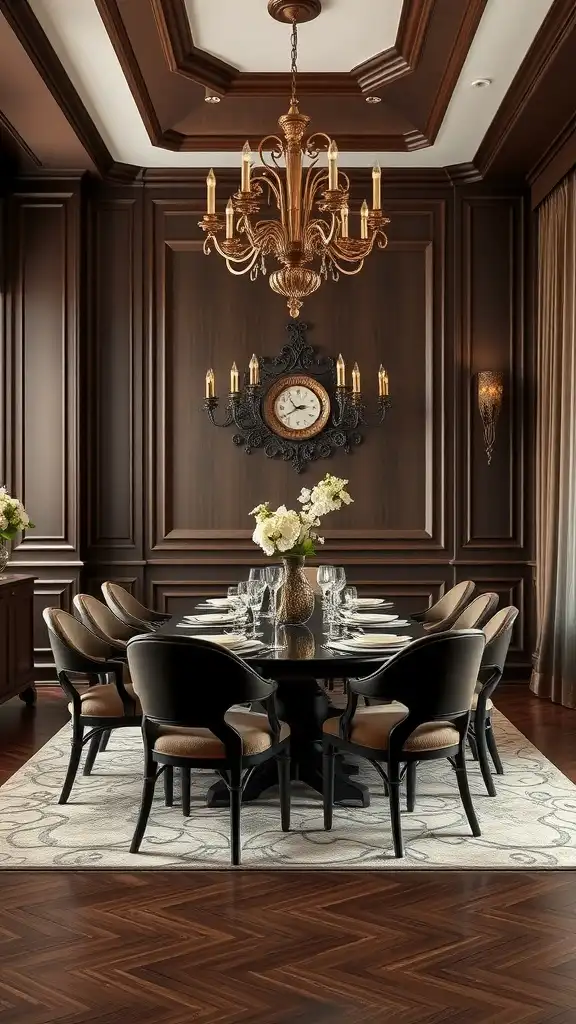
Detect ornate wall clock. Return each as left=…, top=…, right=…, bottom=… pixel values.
left=203, top=321, right=391, bottom=473
left=263, top=374, right=331, bottom=440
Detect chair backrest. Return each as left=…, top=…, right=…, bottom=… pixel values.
left=303, top=567, right=322, bottom=595
left=451, top=592, right=499, bottom=630
left=423, top=581, right=475, bottom=629
left=43, top=606, right=117, bottom=675
left=482, top=606, right=519, bottom=674
left=126, top=633, right=276, bottom=729
left=73, top=594, right=138, bottom=645
left=101, top=582, right=156, bottom=629
left=356, top=630, right=486, bottom=722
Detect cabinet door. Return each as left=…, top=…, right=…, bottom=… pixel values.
left=8, top=583, right=34, bottom=691
left=0, top=593, right=8, bottom=698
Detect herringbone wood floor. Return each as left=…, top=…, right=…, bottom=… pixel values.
left=0, top=686, right=575, bottom=1023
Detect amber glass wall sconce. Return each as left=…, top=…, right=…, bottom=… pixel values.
left=477, top=371, right=504, bottom=464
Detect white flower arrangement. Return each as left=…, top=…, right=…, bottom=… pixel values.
left=250, top=473, right=353, bottom=558
left=0, top=487, right=34, bottom=541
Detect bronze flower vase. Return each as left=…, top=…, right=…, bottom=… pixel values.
left=277, top=557, right=315, bottom=625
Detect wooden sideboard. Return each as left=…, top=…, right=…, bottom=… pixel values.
left=0, top=575, right=35, bottom=707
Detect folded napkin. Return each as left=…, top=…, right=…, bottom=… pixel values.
left=206, top=598, right=232, bottom=607
left=175, top=630, right=264, bottom=652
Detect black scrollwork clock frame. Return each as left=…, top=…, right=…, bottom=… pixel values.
left=203, top=321, right=391, bottom=473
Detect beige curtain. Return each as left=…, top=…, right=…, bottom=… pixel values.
left=531, top=170, right=576, bottom=705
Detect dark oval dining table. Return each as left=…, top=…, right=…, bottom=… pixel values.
left=157, top=604, right=426, bottom=808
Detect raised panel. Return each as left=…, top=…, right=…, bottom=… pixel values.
left=459, top=194, right=525, bottom=556
left=6, top=187, right=80, bottom=558
left=86, top=193, right=143, bottom=560
left=32, top=576, right=76, bottom=678
left=148, top=198, right=448, bottom=558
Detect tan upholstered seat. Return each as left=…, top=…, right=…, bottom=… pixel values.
left=67, top=683, right=141, bottom=717
left=154, top=710, right=290, bottom=759
left=323, top=707, right=459, bottom=752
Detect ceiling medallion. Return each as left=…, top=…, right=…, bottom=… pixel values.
left=199, top=4, right=390, bottom=318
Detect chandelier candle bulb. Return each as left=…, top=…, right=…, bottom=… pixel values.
left=225, top=199, right=235, bottom=239
left=206, top=169, right=216, bottom=215
left=241, top=142, right=252, bottom=193
left=249, top=354, right=260, bottom=386
left=230, top=362, right=239, bottom=394
left=328, top=140, right=338, bottom=190
left=372, top=163, right=382, bottom=210
left=360, top=200, right=369, bottom=239
left=378, top=364, right=386, bottom=397
left=336, top=353, right=346, bottom=387
left=341, top=203, right=349, bottom=238
left=352, top=362, right=361, bottom=394
left=205, top=369, right=215, bottom=399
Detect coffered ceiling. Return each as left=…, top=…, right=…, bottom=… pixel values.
left=0, top=0, right=573, bottom=183
left=21, top=0, right=554, bottom=169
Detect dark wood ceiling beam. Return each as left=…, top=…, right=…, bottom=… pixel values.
left=475, top=0, right=576, bottom=177
left=0, top=0, right=112, bottom=174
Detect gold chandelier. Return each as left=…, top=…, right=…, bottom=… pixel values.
left=199, top=0, right=390, bottom=319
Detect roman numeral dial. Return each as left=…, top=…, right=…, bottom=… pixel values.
left=263, top=375, right=331, bottom=441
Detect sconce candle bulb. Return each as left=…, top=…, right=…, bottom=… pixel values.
left=340, top=203, right=349, bottom=239
left=328, top=140, right=339, bottom=190
left=230, top=362, right=239, bottom=393
left=372, top=162, right=382, bottom=211
left=225, top=199, right=234, bottom=239
left=241, top=142, right=251, bottom=193
left=249, top=353, right=260, bottom=386
left=205, top=368, right=215, bottom=399
left=352, top=362, right=361, bottom=394
left=336, top=353, right=346, bottom=387
left=360, top=201, right=369, bottom=240
left=206, top=169, right=216, bottom=215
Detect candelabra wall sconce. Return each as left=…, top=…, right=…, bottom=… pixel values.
left=477, top=370, right=504, bottom=464
left=203, top=321, right=391, bottom=473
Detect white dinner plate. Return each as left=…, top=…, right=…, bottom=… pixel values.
left=175, top=631, right=265, bottom=652
left=342, top=612, right=398, bottom=623
left=344, top=634, right=412, bottom=647
left=353, top=598, right=393, bottom=608
left=326, top=640, right=407, bottom=654
left=182, top=613, right=239, bottom=624
left=205, top=598, right=233, bottom=607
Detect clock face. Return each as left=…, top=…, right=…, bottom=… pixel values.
left=274, top=385, right=321, bottom=431
left=263, top=374, right=331, bottom=440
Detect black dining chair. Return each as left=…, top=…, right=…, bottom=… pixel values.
left=126, top=633, right=291, bottom=865
left=469, top=606, right=519, bottom=796
left=73, top=593, right=141, bottom=649
left=411, top=581, right=476, bottom=633
left=43, top=607, right=141, bottom=803
left=322, top=630, right=486, bottom=858
left=101, top=583, right=171, bottom=632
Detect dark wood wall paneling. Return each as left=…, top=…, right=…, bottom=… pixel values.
left=1, top=173, right=533, bottom=678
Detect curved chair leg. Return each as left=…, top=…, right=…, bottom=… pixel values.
left=277, top=753, right=291, bottom=832
left=474, top=709, right=496, bottom=797
left=486, top=720, right=504, bottom=775
left=388, top=761, right=404, bottom=858
left=99, top=730, right=111, bottom=753
left=59, top=720, right=84, bottom=804
left=163, top=765, right=174, bottom=807
left=468, top=732, right=479, bottom=761
left=406, top=762, right=417, bottom=811
left=181, top=767, right=191, bottom=817
left=229, top=766, right=242, bottom=866
left=83, top=732, right=102, bottom=776
left=130, top=763, right=158, bottom=854
left=454, top=750, right=481, bottom=837
left=323, top=744, right=335, bottom=830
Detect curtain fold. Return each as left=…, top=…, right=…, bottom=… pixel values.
left=531, top=171, right=576, bottom=706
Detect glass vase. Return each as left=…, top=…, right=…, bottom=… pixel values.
left=0, top=542, right=9, bottom=574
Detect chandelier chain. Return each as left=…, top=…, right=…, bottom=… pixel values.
left=290, top=21, right=298, bottom=107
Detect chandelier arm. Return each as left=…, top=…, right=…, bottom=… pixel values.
left=251, top=219, right=287, bottom=254
left=209, top=233, right=258, bottom=264
left=306, top=215, right=337, bottom=248
left=306, top=131, right=334, bottom=159
left=225, top=251, right=261, bottom=276
left=329, top=234, right=378, bottom=263
left=327, top=256, right=366, bottom=277
left=251, top=168, right=285, bottom=217
left=305, top=168, right=330, bottom=217
left=257, top=136, right=285, bottom=172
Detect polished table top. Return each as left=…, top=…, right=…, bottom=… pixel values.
left=158, top=603, right=426, bottom=678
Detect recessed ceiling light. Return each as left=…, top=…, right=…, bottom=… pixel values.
left=471, top=78, right=492, bottom=89
left=365, top=95, right=382, bottom=104
left=205, top=89, right=221, bottom=104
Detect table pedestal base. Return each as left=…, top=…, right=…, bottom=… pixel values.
left=206, top=676, right=370, bottom=809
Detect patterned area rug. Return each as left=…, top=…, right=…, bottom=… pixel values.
left=0, top=710, right=575, bottom=869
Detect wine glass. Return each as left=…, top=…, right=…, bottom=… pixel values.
left=264, top=565, right=284, bottom=624
left=317, top=566, right=336, bottom=613
left=249, top=568, right=266, bottom=582
left=330, top=567, right=347, bottom=615
left=246, top=579, right=266, bottom=636
left=343, top=585, right=358, bottom=612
